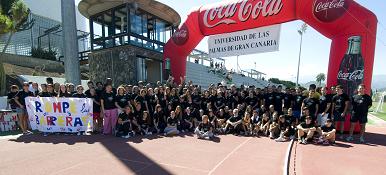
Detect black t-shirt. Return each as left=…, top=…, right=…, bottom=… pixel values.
left=285, top=114, right=295, bottom=124
left=59, top=92, right=71, bottom=97
left=17, top=90, right=34, bottom=106
left=183, top=112, right=194, bottom=121
left=303, top=97, right=319, bottom=115
left=351, top=94, right=372, bottom=117
left=85, top=89, right=91, bottom=97
left=318, top=94, right=332, bottom=113
left=102, top=92, right=116, bottom=110
left=228, top=114, right=242, bottom=123
left=89, top=94, right=101, bottom=113
left=72, top=93, right=87, bottom=98
left=245, top=96, right=258, bottom=108
left=39, top=91, right=56, bottom=97
left=7, top=91, right=19, bottom=109
left=167, top=117, right=178, bottom=126
left=264, top=92, right=275, bottom=108
left=154, top=111, right=166, bottom=124
left=215, top=96, right=225, bottom=109
left=293, top=95, right=305, bottom=111
left=198, top=122, right=213, bottom=132
left=283, top=94, right=293, bottom=109
left=321, top=125, right=335, bottom=132
left=118, top=112, right=130, bottom=122
left=300, top=122, right=314, bottom=129
left=116, top=95, right=129, bottom=108
left=273, top=92, right=284, bottom=111
left=192, top=94, right=201, bottom=108
left=332, top=93, right=350, bottom=113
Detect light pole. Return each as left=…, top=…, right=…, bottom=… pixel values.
left=296, top=23, right=307, bottom=88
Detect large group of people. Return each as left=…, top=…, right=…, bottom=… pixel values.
left=6, top=76, right=372, bottom=144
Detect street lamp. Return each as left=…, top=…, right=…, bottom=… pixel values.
left=296, top=23, right=307, bottom=88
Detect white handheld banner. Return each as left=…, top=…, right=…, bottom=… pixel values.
left=25, top=97, right=93, bottom=133
left=208, top=24, right=281, bottom=58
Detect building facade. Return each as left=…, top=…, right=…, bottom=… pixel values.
left=79, top=0, right=181, bottom=86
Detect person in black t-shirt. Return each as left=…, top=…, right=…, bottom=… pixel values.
left=264, top=86, right=275, bottom=109
left=72, top=85, right=87, bottom=98
left=195, top=115, right=214, bottom=140
left=138, top=111, right=154, bottom=135
left=153, top=104, right=166, bottom=133
left=317, top=87, right=332, bottom=126
left=319, top=119, right=336, bottom=144
left=297, top=116, right=316, bottom=144
left=346, top=84, right=372, bottom=143
left=293, top=88, right=305, bottom=119
left=274, top=115, right=292, bottom=142
left=84, top=81, right=94, bottom=97
left=282, top=88, right=294, bottom=113
left=115, top=87, right=129, bottom=114
left=164, top=111, right=180, bottom=136
left=101, top=85, right=118, bottom=135
left=245, top=90, right=259, bottom=110
left=301, top=90, right=319, bottom=122
left=58, top=84, right=70, bottom=97
left=331, top=85, right=350, bottom=138
left=116, top=105, right=134, bottom=138
left=7, top=85, right=19, bottom=111
left=14, top=82, right=34, bottom=135
left=223, top=109, right=242, bottom=135
left=47, top=84, right=58, bottom=97
left=88, top=88, right=102, bottom=133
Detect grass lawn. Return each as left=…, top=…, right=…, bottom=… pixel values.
left=370, top=101, right=386, bottom=113
left=371, top=112, right=386, bottom=121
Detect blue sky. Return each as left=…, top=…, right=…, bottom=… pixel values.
left=156, top=0, right=386, bottom=83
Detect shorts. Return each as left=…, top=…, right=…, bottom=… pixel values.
left=93, top=112, right=101, bottom=120
left=350, top=115, right=367, bottom=124
left=15, top=107, right=26, bottom=115
left=333, top=112, right=345, bottom=122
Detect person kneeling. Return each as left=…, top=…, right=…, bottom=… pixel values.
left=297, top=116, right=316, bottom=145
left=319, top=119, right=336, bottom=145
left=116, top=105, right=134, bottom=138
left=195, top=115, right=214, bottom=140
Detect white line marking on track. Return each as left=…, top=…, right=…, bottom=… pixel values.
left=208, top=137, right=252, bottom=175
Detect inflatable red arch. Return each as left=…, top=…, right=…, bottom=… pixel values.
left=164, top=0, right=377, bottom=96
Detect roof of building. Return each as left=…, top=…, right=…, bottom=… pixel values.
left=78, top=0, right=181, bottom=27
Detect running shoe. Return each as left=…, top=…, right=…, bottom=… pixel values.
left=359, top=136, right=365, bottom=143
left=346, top=136, right=354, bottom=142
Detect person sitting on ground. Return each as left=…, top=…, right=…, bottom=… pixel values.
left=258, top=112, right=271, bottom=136
left=195, top=115, right=214, bottom=140
left=138, top=111, right=153, bottom=135
left=251, top=110, right=261, bottom=136
left=242, top=112, right=253, bottom=136
left=297, top=116, right=316, bottom=144
left=223, top=109, right=242, bottom=135
left=275, top=115, right=292, bottom=142
left=164, top=111, right=180, bottom=136
left=116, top=105, right=134, bottom=138
left=318, top=119, right=336, bottom=145
left=269, top=112, right=280, bottom=139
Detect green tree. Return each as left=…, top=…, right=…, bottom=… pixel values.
left=268, top=78, right=298, bottom=89
left=315, top=73, right=326, bottom=87
left=0, top=0, right=33, bottom=95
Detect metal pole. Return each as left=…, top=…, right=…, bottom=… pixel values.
left=296, top=33, right=303, bottom=88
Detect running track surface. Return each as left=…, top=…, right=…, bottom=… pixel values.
left=0, top=126, right=385, bottom=175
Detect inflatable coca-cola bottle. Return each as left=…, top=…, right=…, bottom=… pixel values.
left=337, top=36, right=364, bottom=96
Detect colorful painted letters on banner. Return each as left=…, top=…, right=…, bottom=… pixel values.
left=25, top=97, right=93, bottom=133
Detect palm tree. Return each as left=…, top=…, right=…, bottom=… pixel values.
left=316, top=73, right=326, bottom=87
left=0, top=0, right=33, bottom=95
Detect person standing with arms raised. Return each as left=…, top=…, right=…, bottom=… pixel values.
left=346, top=84, right=372, bottom=143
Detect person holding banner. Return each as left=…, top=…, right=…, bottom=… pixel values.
left=72, top=85, right=87, bottom=98
left=101, top=84, right=118, bottom=135
left=14, top=82, right=34, bottom=135
left=58, top=84, right=71, bottom=97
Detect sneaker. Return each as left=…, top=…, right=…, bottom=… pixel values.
left=323, top=140, right=330, bottom=145
left=43, top=132, right=49, bottom=137
left=124, top=134, right=131, bottom=139
left=275, top=137, right=286, bottom=142
left=302, top=139, right=308, bottom=145
left=204, top=136, right=210, bottom=140
left=77, top=132, right=81, bottom=136
left=26, top=131, right=33, bottom=135
left=317, top=137, right=324, bottom=144
left=359, top=136, right=365, bottom=143
left=289, top=135, right=295, bottom=140
left=346, top=136, right=354, bottom=142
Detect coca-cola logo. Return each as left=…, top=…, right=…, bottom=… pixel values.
left=313, top=0, right=350, bottom=23
left=203, top=0, right=284, bottom=28
left=337, top=70, right=364, bottom=81
left=172, top=24, right=189, bottom=46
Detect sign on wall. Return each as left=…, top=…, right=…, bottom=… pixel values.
left=26, top=97, right=93, bottom=133
left=208, top=24, right=281, bottom=58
